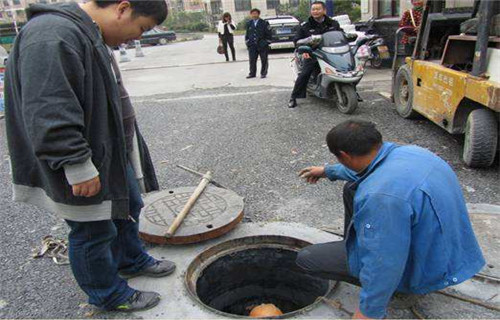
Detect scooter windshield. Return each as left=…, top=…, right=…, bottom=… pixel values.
left=317, top=31, right=354, bottom=72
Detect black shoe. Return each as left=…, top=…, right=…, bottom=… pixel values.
left=288, top=98, right=297, bottom=108
left=357, top=92, right=363, bottom=102
left=111, top=291, right=161, bottom=312
left=246, top=75, right=256, bottom=79
left=261, top=74, right=267, bottom=78
left=119, top=260, right=176, bottom=279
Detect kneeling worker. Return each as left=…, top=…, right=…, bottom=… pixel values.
left=297, top=120, right=485, bottom=319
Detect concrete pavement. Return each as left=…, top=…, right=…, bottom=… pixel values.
left=0, top=32, right=498, bottom=319
left=117, top=34, right=392, bottom=96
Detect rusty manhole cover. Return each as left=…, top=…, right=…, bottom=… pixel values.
left=139, top=186, right=244, bottom=245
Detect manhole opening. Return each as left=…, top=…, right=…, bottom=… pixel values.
left=186, top=236, right=333, bottom=318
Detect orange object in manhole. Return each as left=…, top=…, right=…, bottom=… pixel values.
left=249, top=304, right=284, bottom=318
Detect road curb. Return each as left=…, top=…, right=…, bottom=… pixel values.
left=121, top=56, right=293, bottom=72
left=467, top=203, right=500, bottom=215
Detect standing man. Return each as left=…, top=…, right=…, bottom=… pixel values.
left=5, top=0, right=175, bottom=313
left=288, top=1, right=342, bottom=108
left=245, top=8, right=272, bottom=79
left=297, top=120, right=485, bottom=319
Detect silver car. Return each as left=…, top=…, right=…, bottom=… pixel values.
left=0, top=46, right=8, bottom=66
left=263, top=16, right=300, bottom=50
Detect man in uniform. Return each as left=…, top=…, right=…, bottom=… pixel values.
left=288, top=1, right=342, bottom=108
left=245, top=8, right=272, bottom=79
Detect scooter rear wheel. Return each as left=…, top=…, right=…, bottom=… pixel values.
left=336, top=84, right=358, bottom=114
left=370, top=51, right=383, bottom=69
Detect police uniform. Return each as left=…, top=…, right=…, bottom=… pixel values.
left=290, top=16, right=342, bottom=101
left=245, top=18, right=272, bottom=77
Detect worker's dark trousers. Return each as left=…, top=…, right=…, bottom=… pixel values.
left=296, top=182, right=361, bottom=286
left=222, top=34, right=236, bottom=61
left=65, top=164, right=155, bottom=309
left=248, top=45, right=269, bottom=76
left=291, top=58, right=319, bottom=99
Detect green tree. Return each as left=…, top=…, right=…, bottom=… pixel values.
left=333, top=0, right=361, bottom=22
left=277, top=0, right=310, bottom=22
left=237, top=17, right=250, bottom=30
left=278, top=0, right=361, bottom=23
left=163, top=11, right=210, bottom=32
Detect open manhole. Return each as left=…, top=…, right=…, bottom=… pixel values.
left=185, top=236, right=334, bottom=318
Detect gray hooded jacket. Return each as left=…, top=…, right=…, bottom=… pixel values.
left=4, top=3, right=159, bottom=221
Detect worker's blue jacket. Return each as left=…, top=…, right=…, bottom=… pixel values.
left=325, top=142, right=485, bottom=318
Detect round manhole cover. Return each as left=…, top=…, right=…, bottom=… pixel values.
left=139, top=186, right=244, bottom=245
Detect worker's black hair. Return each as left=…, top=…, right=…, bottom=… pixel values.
left=93, top=0, right=168, bottom=25
left=311, top=1, right=327, bottom=9
left=326, top=120, right=383, bottom=157
left=250, top=8, right=261, bottom=14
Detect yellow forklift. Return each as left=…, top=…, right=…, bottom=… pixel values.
left=392, top=0, right=499, bottom=168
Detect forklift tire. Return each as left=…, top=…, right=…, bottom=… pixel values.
left=394, top=65, right=419, bottom=119
left=463, top=109, right=498, bottom=168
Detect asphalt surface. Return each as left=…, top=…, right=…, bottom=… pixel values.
left=0, top=84, right=499, bottom=319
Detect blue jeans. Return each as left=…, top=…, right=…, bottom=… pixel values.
left=65, top=164, right=155, bottom=309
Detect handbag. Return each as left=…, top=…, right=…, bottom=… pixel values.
left=217, top=39, right=225, bottom=55
left=217, top=45, right=225, bottom=55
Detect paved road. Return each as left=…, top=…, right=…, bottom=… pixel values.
left=0, top=34, right=498, bottom=319
left=117, top=34, right=392, bottom=96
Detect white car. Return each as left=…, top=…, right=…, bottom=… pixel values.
left=263, top=16, right=300, bottom=50
left=0, top=46, right=8, bottom=66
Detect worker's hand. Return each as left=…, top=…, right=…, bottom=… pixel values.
left=72, top=176, right=101, bottom=197
left=302, top=52, right=311, bottom=59
left=299, top=166, right=326, bottom=184
left=353, top=309, right=374, bottom=320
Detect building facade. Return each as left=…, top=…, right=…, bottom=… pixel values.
left=1, top=0, right=298, bottom=25
left=0, top=0, right=84, bottom=23
left=360, top=0, right=474, bottom=20
left=205, top=0, right=297, bottom=26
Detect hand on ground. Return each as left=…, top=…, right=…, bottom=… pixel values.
left=299, top=166, right=326, bottom=184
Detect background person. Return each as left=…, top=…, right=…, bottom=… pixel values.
left=297, top=120, right=485, bottom=319
left=218, top=12, right=236, bottom=62
left=245, top=8, right=272, bottom=79
left=398, top=0, right=423, bottom=53
left=4, top=0, right=175, bottom=313
left=289, top=1, right=342, bottom=108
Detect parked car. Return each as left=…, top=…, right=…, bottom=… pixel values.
left=0, top=46, right=8, bottom=66
left=263, top=16, right=300, bottom=50
left=127, top=28, right=176, bottom=48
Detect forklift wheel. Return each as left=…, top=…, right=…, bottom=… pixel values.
left=463, top=109, right=498, bottom=168
left=394, top=65, right=419, bottom=119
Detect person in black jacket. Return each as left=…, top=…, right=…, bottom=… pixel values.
left=245, top=8, right=272, bottom=78
left=5, top=0, right=175, bottom=313
left=218, top=12, right=236, bottom=61
left=288, top=1, right=342, bottom=108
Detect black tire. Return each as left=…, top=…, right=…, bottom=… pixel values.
left=337, top=84, right=358, bottom=114
left=394, top=64, right=419, bottom=119
left=463, top=109, right=498, bottom=168
left=370, top=51, right=383, bottom=69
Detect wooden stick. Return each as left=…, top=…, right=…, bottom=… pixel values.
left=165, top=171, right=212, bottom=238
